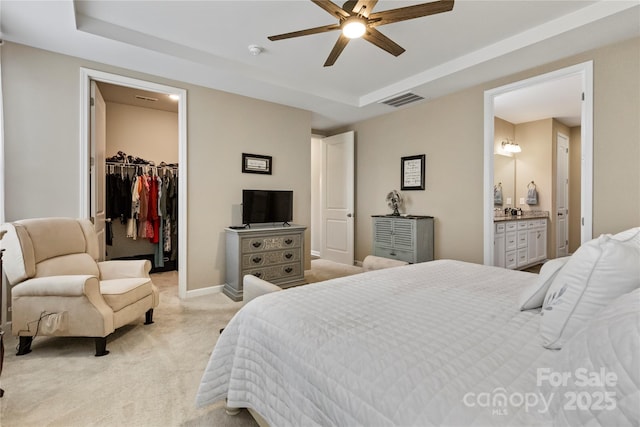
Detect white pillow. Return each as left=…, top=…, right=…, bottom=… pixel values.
left=539, top=289, right=640, bottom=425
left=518, top=257, right=570, bottom=310
left=539, top=233, right=640, bottom=349
left=612, top=226, right=640, bottom=243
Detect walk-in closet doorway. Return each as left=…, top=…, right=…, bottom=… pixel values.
left=80, top=68, right=188, bottom=299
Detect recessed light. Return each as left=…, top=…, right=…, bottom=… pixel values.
left=168, top=94, right=179, bottom=101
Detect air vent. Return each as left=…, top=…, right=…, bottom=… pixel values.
left=379, top=92, right=424, bottom=108
left=135, top=95, right=158, bottom=102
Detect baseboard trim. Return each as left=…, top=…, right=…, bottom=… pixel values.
left=185, top=284, right=223, bottom=299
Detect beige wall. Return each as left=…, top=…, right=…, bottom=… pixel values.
left=105, top=102, right=179, bottom=164
left=310, top=136, right=322, bottom=255
left=346, top=37, right=639, bottom=264
left=493, top=117, right=516, bottom=208
left=515, top=119, right=553, bottom=214
left=1, top=42, right=312, bottom=292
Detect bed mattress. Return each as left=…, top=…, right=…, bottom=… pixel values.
left=196, top=260, right=559, bottom=426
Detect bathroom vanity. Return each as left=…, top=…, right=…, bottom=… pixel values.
left=494, top=213, right=548, bottom=269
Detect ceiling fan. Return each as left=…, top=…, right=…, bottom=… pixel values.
left=267, top=0, right=455, bottom=67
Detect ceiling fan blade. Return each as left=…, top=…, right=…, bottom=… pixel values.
left=350, top=0, right=378, bottom=17
left=311, top=0, right=351, bottom=19
left=369, top=0, right=454, bottom=27
left=362, top=27, right=405, bottom=57
left=324, top=34, right=350, bottom=67
left=268, top=23, right=341, bottom=41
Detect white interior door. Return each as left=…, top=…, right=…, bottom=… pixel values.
left=321, top=131, right=354, bottom=265
left=90, top=80, right=106, bottom=260
left=556, top=133, right=569, bottom=257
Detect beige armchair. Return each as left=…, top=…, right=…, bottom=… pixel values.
left=1, top=217, right=159, bottom=356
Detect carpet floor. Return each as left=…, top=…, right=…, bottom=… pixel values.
left=0, top=259, right=363, bottom=427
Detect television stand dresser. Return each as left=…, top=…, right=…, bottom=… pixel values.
left=224, top=224, right=306, bottom=301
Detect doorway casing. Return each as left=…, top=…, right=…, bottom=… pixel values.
left=79, top=68, right=188, bottom=299
left=483, top=61, right=593, bottom=265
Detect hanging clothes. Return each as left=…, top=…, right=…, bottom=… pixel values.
left=105, top=154, right=179, bottom=271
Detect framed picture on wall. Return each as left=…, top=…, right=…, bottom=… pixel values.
left=242, top=153, right=272, bottom=175
left=401, top=154, right=425, bottom=190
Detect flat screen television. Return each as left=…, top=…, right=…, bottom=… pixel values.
left=242, top=190, right=293, bottom=226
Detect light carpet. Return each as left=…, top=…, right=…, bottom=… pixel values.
left=0, top=259, right=363, bottom=427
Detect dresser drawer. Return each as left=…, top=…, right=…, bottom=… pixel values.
left=517, top=248, right=529, bottom=267
left=242, top=248, right=301, bottom=268
left=244, top=262, right=303, bottom=282
left=528, top=219, right=546, bottom=229
left=373, top=246, right=414, bottom=263
left=517, top=230, right=528, bottom=248
left=241, top=234, right=301, bottom=253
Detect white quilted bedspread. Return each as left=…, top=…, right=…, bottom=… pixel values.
left=196, top=260, right=563, bottom=426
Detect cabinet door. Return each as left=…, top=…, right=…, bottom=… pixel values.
left=494, top=233, right=506, bottom=268
left=527, top=229, right=538, bottom=262
left=517, top=248, right=529, bottom=267
left=373, top=218, right=393, bottom=246
left=535, top=228, right=547, bottom=262
left=517, top=230, right=528, bottom=249
left=392, top=220, right=414, bottom=250
left=505, top=250, right=517, bottom=269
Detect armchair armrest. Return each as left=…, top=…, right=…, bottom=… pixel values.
left=98, top=260, right=151, bottom=280
left=11, top=275, right=114, bottom=338
left=12, top=275, right=100, bottom=297
left=243, top=274, right=282, bottom=305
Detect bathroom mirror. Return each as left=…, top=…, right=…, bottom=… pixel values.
left=494, top=153, right=515, bottom=208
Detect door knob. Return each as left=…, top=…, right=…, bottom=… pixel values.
left=347, top=213, right=353, bottom=218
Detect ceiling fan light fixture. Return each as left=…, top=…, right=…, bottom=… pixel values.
left=342, top=17, right=366, bottom=39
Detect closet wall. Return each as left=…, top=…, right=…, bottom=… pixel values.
left=102, top=91, right=179, bottom=266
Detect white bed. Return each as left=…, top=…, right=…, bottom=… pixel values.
left=196, top=241, right=639, bottom=427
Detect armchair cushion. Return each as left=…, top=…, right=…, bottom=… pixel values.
left=100, top=278, right=154, bottom=312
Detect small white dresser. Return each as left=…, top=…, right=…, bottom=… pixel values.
left=372, top=215, right=434, bottom=264
left=224, top=225, right=306, bottom=301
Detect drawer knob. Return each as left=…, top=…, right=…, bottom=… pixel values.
left=252, top=256, right=262, bottom=264
left=284, top=267, right=293, bottom=274
left=284, top=253, right=293, bottom=259
left=284, top=239, right=293, bottom=245
left=253, top=272, right=262, bottom=278
left=252, top=241, right=262, bottom=248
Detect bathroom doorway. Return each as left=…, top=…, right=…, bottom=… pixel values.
left=483, top=62, right=593, bottom=266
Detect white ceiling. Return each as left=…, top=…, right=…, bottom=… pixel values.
left=1, top=1, right=638, bottom=131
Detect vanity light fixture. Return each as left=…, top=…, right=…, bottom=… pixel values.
left=502, top=139, right=522, bottom=153
left=168, top=94, right=179, bottom=101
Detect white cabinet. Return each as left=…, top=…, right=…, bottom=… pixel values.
left=224, top=225, right=306, bottom=301
left=527, top=219, right=547, bottom=264
left=372, top=215, right=434, bottom=263
left=494, top=223, right=506, bottom=268
left=494, top=218, right=547, bottom=269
